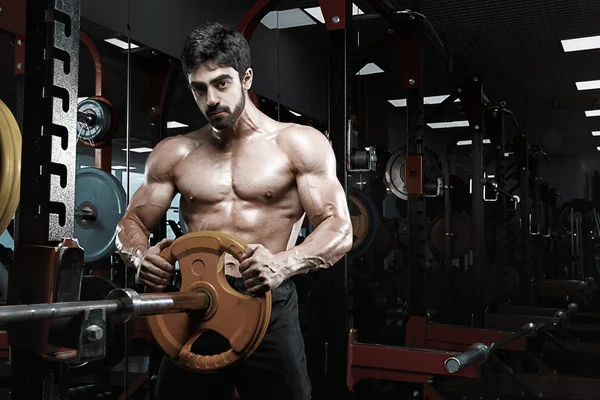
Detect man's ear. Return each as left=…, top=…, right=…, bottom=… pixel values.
left=242, top=68, right=253, bottom=90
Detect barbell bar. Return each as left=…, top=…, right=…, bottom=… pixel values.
left=444, top=304, right=578, bottom=373
left=0, top=289, right=210, bottom=325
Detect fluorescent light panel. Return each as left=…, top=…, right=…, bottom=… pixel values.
left=261, top=9, right=316, bottom=29
left=585, top=109, right=600, bottom=117
left=593, top=131, right=600, bottom=136
left=167, top=121, right=189, bottom=129
left=357, top=62, right=384, bottom=75
left=428, top=120, right=470, bottom=129
left=104, top=38, right=139, bottom=50
left=112, top=166, right=137, bottom=170
left=388, top=94, right=461, bottom=107
left=561, top=35, right=600, bottom=52
left=303, top=4, right=364, bottom=24
left=388, top=99, right=406, bottom=107
left=597, top=146, right=600, bottom=151
left=122, top=147, right=153, bottom=153
left=576, top=80, right=600, bottom=91
left=457, top=139, right=491, bottom=146
left=289, top=110, right=302, bottom=117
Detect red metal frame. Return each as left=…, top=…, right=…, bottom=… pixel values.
left=237, top=0, right=281, bottom=41
left=14, top=34, right=25, bottom=75
left=405, top=155, right=424, bottom=195
left=80, top=32, right=103, bottom=98
left=317, top=0, right=347, bottom=30
left=347, top=329, right=481, bottom=390
left=0, top=0, right=26, bottom=36
left=237, top=0, right=282, bottom=108
left=405, top=316, right=527, bottom=352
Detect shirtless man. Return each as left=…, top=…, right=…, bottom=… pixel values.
left=115, top=22, right=352, bottom=400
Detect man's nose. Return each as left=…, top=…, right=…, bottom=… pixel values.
left=206, top=87, right=220, bottom=106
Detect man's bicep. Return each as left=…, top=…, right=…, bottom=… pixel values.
left=124, top=180, right=176, bottom=234
left=296, top=170, right=348, bottom=228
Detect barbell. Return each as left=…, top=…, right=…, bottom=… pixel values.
left=3, top=231, right=272, bottom=372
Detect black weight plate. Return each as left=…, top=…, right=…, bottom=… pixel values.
left=77, top=99, right=112, bottom=144
left=75, top=168, right=127, bottom=262
left=429, top=212, right=473, bottom=259
left=348, top=188, right=380, bottom=258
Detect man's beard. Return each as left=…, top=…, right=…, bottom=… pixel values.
left=206, top=95, right=245, bottom=131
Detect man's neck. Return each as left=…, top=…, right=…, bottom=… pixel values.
left=212, top=100, right=262, bottom=142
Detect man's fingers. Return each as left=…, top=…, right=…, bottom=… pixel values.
left=239, top=244, right=262, bottom=261
left=158, top=238, right=175, bottom=250
left=239, top=257, right=256, bottom=274
left=144, top=253, right=175, bottom=273
left=140, top=261, right=173, bottom=280
left=139, top=271, right=169, bottom=286
left=241, top=266, right=261, bottom=282
left=139, top=274, right=167, bottom=289
left=247, top=283, right=268, bottom=296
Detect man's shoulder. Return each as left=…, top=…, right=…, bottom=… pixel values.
left=274, top=123, right=335, bottom=171
left=146, top=130, right=205, bottom=176
left=152, top=129, right=205, bottom=157
left=276, top=123, right=330, bottom=151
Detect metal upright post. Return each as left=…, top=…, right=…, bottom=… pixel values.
left=317, top=0, right=351, bottom=396
left=400, top=18, right=427, bottom=318
left=530, top=150, right=543, bottom=281
left=514, top=133, right=532, bottom=302
left=10, top=0, right=81, bottom=398
left=488, top=108, right=510, bottom=300
left=460, top=76, right=485, bottom=327
left=149, top=62, right=180, bottom=247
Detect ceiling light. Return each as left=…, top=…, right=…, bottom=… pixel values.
left=576, top=80, right=600, bottom=91
left=561, top=35, right=600, bottom=52
left=261, top=9, right=317, bottom=29
left=424, top=95, right=461, bottom=105
left=352, top=4, right=364, bottom=15
left=597, top=146, right=600, bottom=151
left=104, top=38, right=139, bottom=50
left=457, top=139, right=491, bottom=146
left=388, top=99, right=406, bottom=107
left=167, top=121, right=189, bottom=129
left=122, top=147, right=153, bottom=153
left=112, top=166, right=137, bottom=170
left=289, top=110, right=302, bottom=117
left=593, top=131, right=600, bottom=136
left=387, top=95, right=461, bottom=107
left=304, top=7, right=324, bottom=23
left=428, top=120, right=470, bottom=129
left=357, top=63, right=384, bottom=75
left=303, top=3, right=363, bottom=23
left=585, top=110, right=600, bottom=117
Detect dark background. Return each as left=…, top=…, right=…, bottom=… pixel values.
left=0, top=0, right=599, bottom=202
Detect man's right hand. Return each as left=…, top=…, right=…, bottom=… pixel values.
left=137, top=238, right=175, bottom=292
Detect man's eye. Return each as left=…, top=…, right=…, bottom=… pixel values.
left=218, top=81, right=228, bottom=88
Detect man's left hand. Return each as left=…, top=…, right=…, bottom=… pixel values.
left=238, top=244, right=287, bottom=295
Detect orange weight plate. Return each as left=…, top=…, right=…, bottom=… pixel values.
left=147, top=231, right=271, bottom=372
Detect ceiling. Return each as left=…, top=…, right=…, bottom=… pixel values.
left=276, top=0, right=600, bottom=170
left=1, top=0, right=600, bottom=172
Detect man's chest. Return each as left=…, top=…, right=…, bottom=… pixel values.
left=174, top=143, right=296, bottom=203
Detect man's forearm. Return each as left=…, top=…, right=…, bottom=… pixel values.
left=278, top=216, right=352, bottom=278
left=115, top=217, right=151, bottom=268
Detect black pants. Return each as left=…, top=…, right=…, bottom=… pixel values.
left=155, top=278, right=311, bottom=400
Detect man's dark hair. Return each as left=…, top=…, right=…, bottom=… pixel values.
left=181, top=22, right=251, bottom=80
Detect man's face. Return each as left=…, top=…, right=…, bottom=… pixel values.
left=188, top=65, right=248, bottom=130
